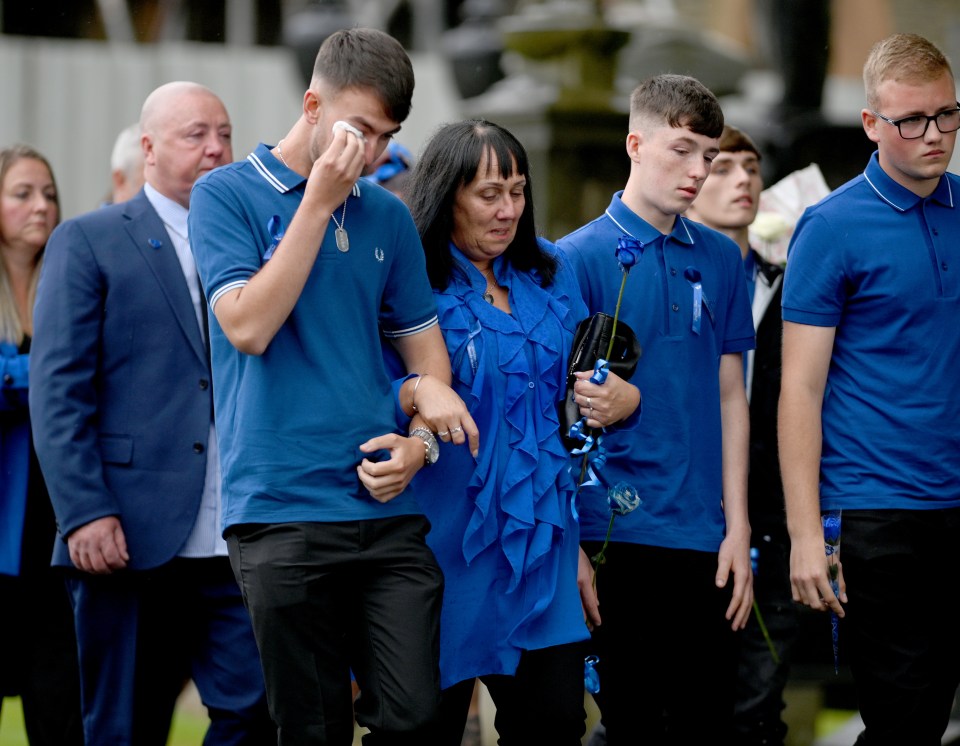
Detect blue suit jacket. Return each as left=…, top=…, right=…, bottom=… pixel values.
left=30, top=190, right=214, bottom=570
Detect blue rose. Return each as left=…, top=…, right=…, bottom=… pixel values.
left=615, top=236, right=643, bottom=269
left=607, top=482, right=641, bottom=516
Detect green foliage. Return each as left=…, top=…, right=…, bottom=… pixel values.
left=0, top=696, right=210, bottom=746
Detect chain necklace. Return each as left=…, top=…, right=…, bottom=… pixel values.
left=276, top=139, right=350, bottom=253
left=275, top=139, right=290, bottom=168
left=480, top=267, right=497, bottom=304
left=330, top=198, right=350, bottom=253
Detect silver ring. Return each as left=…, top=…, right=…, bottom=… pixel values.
left=586, top=397, right=592, bottom=409
left=450, top=426, right=463, bottom=434
left=438, top=430, right=449, bottom=437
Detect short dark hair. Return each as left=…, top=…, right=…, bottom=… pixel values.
left=312, top=28, right=415, bottom=123
left=405, top=119, right=556, bottom=291
left=718, top=125, right=761, bottom=159
left=629, top=74, right=724, bottom=138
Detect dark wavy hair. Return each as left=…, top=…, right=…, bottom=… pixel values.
left=405, top=119, right=556, bottom=291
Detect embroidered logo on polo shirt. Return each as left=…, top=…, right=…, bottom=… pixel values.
left=375, top=247, right=385, bottom=262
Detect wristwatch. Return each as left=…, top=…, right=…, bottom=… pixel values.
left=410, top=426, right=439, bottom=466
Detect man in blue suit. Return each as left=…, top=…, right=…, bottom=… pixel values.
left=29, top=81, right=273, bottom=745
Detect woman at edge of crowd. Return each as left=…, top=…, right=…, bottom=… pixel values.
left=398, top=119, right=641, bottom=745
left=0, top=144, right=83, bottom=744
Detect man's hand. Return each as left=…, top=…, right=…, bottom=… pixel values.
left=67, top=516, right=129, bottom=574
left=357, top=433, right=426, bottom=503
left=790, top=534, right=847, bottom=615
left=716, top=528, right=753, bottom=631
left=578, top=546, right=601, bottom=631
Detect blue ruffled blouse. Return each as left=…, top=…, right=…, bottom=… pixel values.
left=414, top=240, right=590, bottom=688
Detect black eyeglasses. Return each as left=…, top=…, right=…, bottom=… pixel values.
left=871, top=103, right=960, bottom=139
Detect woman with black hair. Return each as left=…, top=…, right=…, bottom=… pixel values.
left=402, top=120, right=640, bottom=745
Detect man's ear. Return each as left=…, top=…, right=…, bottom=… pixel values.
left=861, top=108, right=881, bottom=144
left=141, top=134, right=155, bottom=166
left=626, top=131, right=643, bottom=164
left=304, top=88, right=322, bottom=124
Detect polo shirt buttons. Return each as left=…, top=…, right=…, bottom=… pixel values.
left=670, top=268, right=677, bottom=276
left=942, top=262, right=949, bottom=271
left=199, top=379, right=209, bottom=390
left=528, top=381, right=535, bottom=389
left=672, top=303, right=679, bottom=312
left=2, top=373, right=12, bottom=386
left=193, top=442, right=205, bottom=454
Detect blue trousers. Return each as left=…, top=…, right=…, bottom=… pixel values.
left=67, top=556, right=273, bottom=746
left=227, top=516, right=443, bottom=746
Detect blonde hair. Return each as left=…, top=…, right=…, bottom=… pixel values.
left=0, top=144, right=59, bottom=344
left=863, top=33, right=953, bottom=110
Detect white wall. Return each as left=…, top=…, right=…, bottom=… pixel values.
left=0, top=35, right=461, bottom=220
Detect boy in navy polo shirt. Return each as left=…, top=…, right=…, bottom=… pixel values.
left=780, top=32, right=960, bottom=746
left=557, top=74, right=755, bottom=743
left=189, top=28, right=478, bottom=744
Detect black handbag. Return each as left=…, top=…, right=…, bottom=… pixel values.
left=559, top=312, right=642, bottom=451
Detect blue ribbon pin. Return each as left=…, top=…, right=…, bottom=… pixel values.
left=263, top=215, right=285, bottom=261
left=684, top=267, right=714, bottom=335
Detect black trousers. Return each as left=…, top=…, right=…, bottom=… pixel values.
left=582, top=541, right=737, bottom=745
left=228, top=516, right=444, bottom=746
left=733, top=530, right=800, bottom=746
left=434, top=641, right=588, bottom=746
left=841, top=508, right=960, bottom=746
left=0, top=567, right=82, bottom=746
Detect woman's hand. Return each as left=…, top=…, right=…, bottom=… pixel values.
left=401, top=374, right=479, bottom=457
left=572, top=370, right=640, bottom=429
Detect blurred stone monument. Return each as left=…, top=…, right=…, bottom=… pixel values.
left=456, top=0, right=629, bottom=239
left=456, top=0, right=752, bottom=240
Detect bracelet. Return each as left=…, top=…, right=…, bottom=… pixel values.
left=411, top=373, right=427, bottom=413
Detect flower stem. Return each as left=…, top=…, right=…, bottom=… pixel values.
left=591, top=513, right=616, bottom=589
left=605, top=270, right=628, bottom=362
left=752, top=599, right=781, bottom=664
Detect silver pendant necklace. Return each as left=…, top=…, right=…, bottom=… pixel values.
left=276, top=139, right=349, bottom=252
left=480, top=267, right=496, bottom=304
left=331, top=199, right=349, bottom=252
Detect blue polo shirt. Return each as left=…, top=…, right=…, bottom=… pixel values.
left=782, top=151, right=960, bottom=511
left=189, top=143, right=438, bottom=531
left=558, top=192, right=755, bottom=552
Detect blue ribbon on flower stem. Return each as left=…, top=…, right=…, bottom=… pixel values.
left=568, top=359, right=612, bottom=519
left=822, top=510, right=842, bottom=674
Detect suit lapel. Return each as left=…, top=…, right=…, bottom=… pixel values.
left=123, top=194, right=209, bottom=367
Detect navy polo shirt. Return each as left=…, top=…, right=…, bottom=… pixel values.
left=782, top=151, right=960, bottom=510
left=189, top=143, right=438, bottom=530
left=558, top=192, right=755, bottom=552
